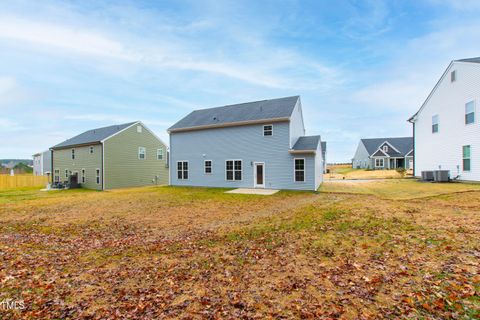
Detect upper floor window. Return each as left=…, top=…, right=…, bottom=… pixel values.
left=463, top=145, right=471, bottom=171
left=137, top=125, right=142, bottom=133
left=226, top=160, right=242, bottom=181
left=90, top=146, right=94, bottom=154
left=263, top=125, right=273, bottom=136
left=465, top=101, right=475, bottom=125
left=451, top=70, right=456, bottom=82
left=71, top=149, right=75, bottom=160
left=204, top=160, right=212, bottom=174
left=382, top=145, right=388, bottom=152
left=432, top=115, right=439, bottom=133
left=157, top=148, right=164, bottom=160
left=138, top=147, right=146, bottom=160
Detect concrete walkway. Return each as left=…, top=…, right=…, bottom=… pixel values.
left=225, top=188, right=280, bottom=195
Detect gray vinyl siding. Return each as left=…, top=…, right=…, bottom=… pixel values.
left=104, top=123, right=168, bottom=189
left=289, top=100, right=306, bottom=148
left=352, top=141, right=371, bottom=169
left=52, top=144, right=103, bottom=190
left=170, top=121, right=317, bottom=190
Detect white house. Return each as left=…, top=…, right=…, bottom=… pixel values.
left=32, top=150, right=51, bottom=176
left=408, top=57, right=480, bottom=181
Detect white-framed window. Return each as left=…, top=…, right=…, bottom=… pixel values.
left=463, top=145, right=471, bottom=172
left=432, top=114, right=439, bottom=133
left=294, top=158, right=305, bottom=182
left=382, top=145, right=388, bottom=152
left=465, top=101, right=475, bottom=125
left=375, top=158, right=384, bottom=168
left=157, top=148, right=164, bottom=160
left=71, top=149, right=75, bottom=160
left=451, top=70, right=456, bottom=82
left=54, top=169, right=60, bottom=183
left=65, top=169, right=69, bottom=179
left=263, top=124, right=273, bottom=136
left=138, top=147, right=146, bottom=160
left=177, top=161, right=188, bottom=180
left=81, top=169, right=86, bottom=184
left=90, top=146, right=94, bottom=154
left=226, top=160, right=242, bottom=181
left=204, top=160, right=212, bottom=174
left=137, top=125, right=142, bottom=133
left=95, top=169, right=100, bottom=184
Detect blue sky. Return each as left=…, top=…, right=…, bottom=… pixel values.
left=1, top=0, right=480, bottom=162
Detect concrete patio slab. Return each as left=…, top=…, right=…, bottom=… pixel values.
left=225, top=188, right=280, bottom=195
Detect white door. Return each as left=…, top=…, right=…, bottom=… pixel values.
left=254, top=162, right=265, bottom=188
left=408, top=159, right=413, bottom=169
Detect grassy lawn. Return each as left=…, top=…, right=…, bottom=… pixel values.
left=0, top=182, right=479, bottom=318
left=325, top=164, right=404, bottom=180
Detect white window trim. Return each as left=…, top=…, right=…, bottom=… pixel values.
left=204, top=160, right=212, bottom=174
left=71, top=148, right=75, bottom=160
left=54, top=169, right=60, bottom=182
left=465, top=100, right=475, bottom=125
left=263, top=124, right=273, bottom=136
left=95, top=168, right=101, bottom=185
left=382, top=145, right=388, bottom=152
left=90, top=146, right=94, bottom=154
left=463, top=145, right=471, bottom=172
left=81, top=168, right=86, bottom=184
left=225, top=159, right=243, bottom=181
left=294, top=158, right=306, bottom=183
left=157, top=148, right=164, bottom=160
left=137, top=125, right=142, bottom=133
left=138, top=147, right=146, bottom=160
left=432, top=114, right=439, bottom=133
left=65, top=169, right=69, bottom=179
left=375, top=158, right=384, bottom=168
left=177, top=160, right=189, bottom=180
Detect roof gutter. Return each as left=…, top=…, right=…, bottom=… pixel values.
left=288, top=149, right=316, bottom=154
left=51, top=141, right=102, bottom=151
left=168, top=117, right=290, bottom=133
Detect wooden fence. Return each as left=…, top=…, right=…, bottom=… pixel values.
left=0, top=174, right=49, bottom=189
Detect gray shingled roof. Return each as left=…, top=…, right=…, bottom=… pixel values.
left=292, top=135, right=321, bottom=151
left=169, top=96, right=299, bottom=131
left=52, top=122, right=138, bottom=149
left=456, top=57, right=480, bottom=64
left=361, top=137, right=413, bottom=157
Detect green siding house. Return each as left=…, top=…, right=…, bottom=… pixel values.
left=51, top=121, right=168, bottom=190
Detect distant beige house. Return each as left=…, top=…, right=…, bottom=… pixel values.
left=51, top=121, right=168, bottom=190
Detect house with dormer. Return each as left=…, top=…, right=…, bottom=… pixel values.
left=352, top=137, right=413, bottom=170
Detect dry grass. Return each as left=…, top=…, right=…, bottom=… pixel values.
left=325, top=164, right=404, bottom=180
left=0, top=182, right=479, bottom=319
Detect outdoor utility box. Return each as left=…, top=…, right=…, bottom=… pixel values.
left=433, top=170, right=450, bottom=182
left=421, top=171, right=434, bottom=181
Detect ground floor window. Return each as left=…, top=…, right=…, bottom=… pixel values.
left=294, top=158, right=305, bottom=182
left=54, top=169, right=60, bottom=182
left=204, top=160, right=212, bottom=174
left=81, top=169, right=86, bottom=183
left=177, top=161, right=189, bottom=180
left=375, top=158, right=384, bottom=168
left=65, top=169, right=69, bottom=180
left=96, top=169, right=100, bottom=184
left=226, top=160, right=242, bottom=181
left=463, top=145, right=471, bottom=171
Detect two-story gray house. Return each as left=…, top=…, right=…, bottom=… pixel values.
left=168, top=96, right=324, bottom=191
